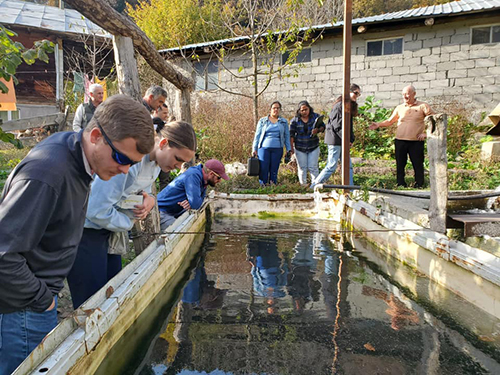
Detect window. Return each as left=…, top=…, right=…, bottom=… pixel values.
left=366, top=38, right=403, bottom=56
left=471, top=25, right=500, bottom=45
left=193, top=60, right=219, bottom=91
left=0, top=110, right=19, bottom=123
left=281, top=48, right=312, bottom=65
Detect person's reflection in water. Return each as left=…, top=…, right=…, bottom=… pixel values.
left=287, top=234, right=323, bottom=314
left=247, top=236, right=288, bottom=314
left=315, top=233, right=341, bottom=319
left=147, top=255, right=225, bottom=375
left=362, top=285, right=420, bottom=330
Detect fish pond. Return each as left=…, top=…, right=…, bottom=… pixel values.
left=96, top=217, right=500, bottom=375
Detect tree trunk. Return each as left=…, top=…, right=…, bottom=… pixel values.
left=64, top=0, right=194, bottom=92
left=113, top=36, right=141, bottom=100
left=252, top=43, right=259, bottom=127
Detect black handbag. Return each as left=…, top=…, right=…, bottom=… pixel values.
left=247, top=157, right=260, bottom=176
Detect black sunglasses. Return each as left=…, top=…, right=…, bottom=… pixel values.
left=94, top=118, right=138, bottom=166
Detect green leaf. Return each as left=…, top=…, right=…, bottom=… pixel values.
left=0, top=80, right=8, bottom=94
left=22, top=49, right=37, bottom=65
left=37, top=48, right=49, bottom=63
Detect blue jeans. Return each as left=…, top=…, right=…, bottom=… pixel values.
left=313, top=145, right=353, bottom=186
left=257, top=147, right=283, bottom=185
left=159, top=209, right=179, bottom=230
left=295, top=148, right=320, bottom=185
left=0, top=296, right=58, bottom=375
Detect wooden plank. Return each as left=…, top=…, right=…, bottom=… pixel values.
left=1, top=113, right=61, bottom=132
left=448, top=213, right=500, bottom=237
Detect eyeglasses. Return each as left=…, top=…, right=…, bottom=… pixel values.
left=94, top=118, right=139, bottom=166
left=353, top=91, right=361, bottom=97
left=211, top=170, right=222, bottom=180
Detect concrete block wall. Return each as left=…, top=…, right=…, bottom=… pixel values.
left=174, top=15, right=499, bottom=120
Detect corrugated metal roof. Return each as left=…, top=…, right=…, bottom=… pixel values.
left=160, top=0, right=500, bottom=53
left=0, top=0, right=110, bottom=37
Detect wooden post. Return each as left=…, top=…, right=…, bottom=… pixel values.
left=55, top=39, right=64, bottom=112
left=113, top=36, right=141, bottom=100
left=113, top=34, right=160, bottom=255
left=426, top=114, right=448, bottom=234
left=341, top=0, right=353, bottom=190
left=173, top=88, right=192, bottom=123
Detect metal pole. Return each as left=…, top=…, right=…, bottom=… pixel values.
left=342, top=0, right=353, bottom=191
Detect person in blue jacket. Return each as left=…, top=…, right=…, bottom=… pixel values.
left=252, top=101, right=292, bottom=185
left=157, top=159, right=229, bottom=230
left=67, top=121, right=196, bottom=309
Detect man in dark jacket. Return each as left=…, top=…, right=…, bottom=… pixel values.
left=0, top=95, right=155, bottom=375
left=311, top=84, right=361, bottom=188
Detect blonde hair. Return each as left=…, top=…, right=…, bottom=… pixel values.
left=158, top=121, right=197, bottom=151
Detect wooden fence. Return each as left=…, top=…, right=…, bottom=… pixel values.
left=0, top=106, right=71, bottom=133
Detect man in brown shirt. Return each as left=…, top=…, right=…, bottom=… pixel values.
left=369, top=85, right=434, bottom=188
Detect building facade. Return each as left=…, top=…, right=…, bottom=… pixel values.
left=163, top=0, right=500, bottom=119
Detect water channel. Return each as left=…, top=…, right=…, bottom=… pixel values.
left=96, top=217, right=500, bottom=375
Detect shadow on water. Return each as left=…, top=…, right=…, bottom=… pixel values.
left=97, top=217, right=500, bottom=375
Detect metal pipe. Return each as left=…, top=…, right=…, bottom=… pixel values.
left=315, top=184, right=500, bottom=201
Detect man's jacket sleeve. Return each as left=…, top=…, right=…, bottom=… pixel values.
left=0, top=180, right=57, bottom=312
left=184, top=173, right=205, bottom=210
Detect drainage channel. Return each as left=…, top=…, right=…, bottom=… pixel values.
left=95, top=217, right=500, bottom=375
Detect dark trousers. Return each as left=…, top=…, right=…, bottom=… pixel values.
left=257, top=147, right=283, bottom=185
left=67, top=228, right=122, bottom=309
left=158, top=170, right=172, bottom=192
left=395, top=139, right=425, bottom=188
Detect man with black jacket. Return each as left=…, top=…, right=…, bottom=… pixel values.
left=0, top=94, right=155, bottom=375
left=311, top=84, right=361, bottom=188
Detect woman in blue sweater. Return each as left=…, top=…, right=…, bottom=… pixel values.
left=252, top=101, right=292, bottom=185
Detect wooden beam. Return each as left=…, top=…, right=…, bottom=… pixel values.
left=2, top=113, right=62, bottom=132
left=427, top=114, right=448, bottom=234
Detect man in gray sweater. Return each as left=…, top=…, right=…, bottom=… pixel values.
left=0, top=95, right=155, bottom=375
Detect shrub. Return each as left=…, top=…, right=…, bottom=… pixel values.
left=191, top=98, right=266, bottom=163
left=352, top=95, right=394, bottom=159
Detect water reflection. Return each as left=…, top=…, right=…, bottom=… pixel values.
left=248, top=236, right=288, bottom=313
left=131, top=218, right=500, bottom=375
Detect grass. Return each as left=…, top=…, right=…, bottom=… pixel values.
left=0, top=146, right=30, bottom=190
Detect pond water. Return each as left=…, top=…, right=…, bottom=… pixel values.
left=96, top=217, right=500, bottom=375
